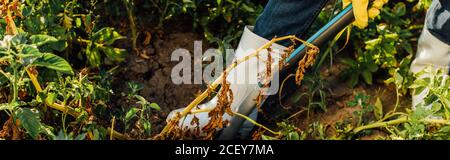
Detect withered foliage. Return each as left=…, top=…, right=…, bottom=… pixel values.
left=279, top=46, right=295, bottom=70
left=266, top=47, right=273, bottom=79
left=155, top=112, right=201, bottom=140
left=254, top=90, right=265, bottom=112
left=188, top=115, right=201, bottom=137
left=255, top=43, right=296, bottom=109
left=251, top=128, right=263, bottom=140
left=0, top=117, right=23, bottom=140
left=295, top=47, right=320, bottom=85
left=0, top=0, right=22, bottom=35
left=202, top=70, right=234, bottom=140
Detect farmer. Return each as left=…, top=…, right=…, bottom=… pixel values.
left=167, top=0, right=450, bottom=138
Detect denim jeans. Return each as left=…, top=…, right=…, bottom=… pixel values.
left=253, top=0, right=329, bottom=46
left=427, top=0, right=450, bottom=45
left=254, top=0, right=450, bottom=45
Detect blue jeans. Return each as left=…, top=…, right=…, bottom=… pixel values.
left=254, top=0, right=329, bottom=46
left=254, top=0, right=450, bottom=45
left=427, top=0, right=450, bottom=45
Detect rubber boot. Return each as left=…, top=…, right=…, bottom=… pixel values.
left=166, top=26, right=286, bottom=138
left=410, top=28, right=450, bottom=109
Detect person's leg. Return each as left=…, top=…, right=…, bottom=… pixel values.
left=411, top=0, right=450, bottom=109
left=167, top=0, right=329, bottom=139
left=254, top=0, right=329, bottom=46
left=425, top=0, right=450, bottom=45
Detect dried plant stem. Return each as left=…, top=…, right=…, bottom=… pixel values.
left=122, top=0, right=138, bottom=52
left=107, top=127, right=133, bottom=140
left=159, top=35, right=317, bottom=138
left=232, top=111, right=280, bottom=135
left=353, top=116, right=450, bottom=133
left=190, top=108, right=213, bottom=114
left=181, top=108, right=281, bottom=136
left=110, top=116, right=116, bottom=140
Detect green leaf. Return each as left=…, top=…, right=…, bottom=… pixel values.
left=366, top=62, right=379, bottom=72
left=384, top=77, right=394, bottom=85
left=40, top=125, right=55, bottom=138
left=394, top=72, right=404, bottom=86
left=45, top=92, right=57, bottom=105
left=76, top=18, right=82, bottom=27
left=74, top=133, right=86, bottom=140
left=142, top=120, right=151, bottom=135
left=0, top=102, right=22, bottom=111
left=409, top=83, right=423, bottom=89
left=11, top=33, right=28, bottom=46
left=402, top=42, right=413, bottom=54
left=374, top=98, right=383, bottom=120
left=349, top=74, right=359, bottom=88
left=431, top=102, right=442, bottom=113
left=149, top=103, right=161, bottom=111
left=365, top=38, right=381, bottom=50
left=30, top=35, right=58, bottom=46
left=361, top=70, right=373, bottom=85
left=0, top=74, right=7, bottom=86
left=341, top=58, right=357, bottom=66
left=48, top=41, right=68, bottom=52
left=100, top=46, right=126, bottom=62
left=287, top=132, right=300, bottom=140
left=261, top=135, right=277, bottom=140
left=92, top=27, right=125, bottom=45
left=125, top=108, right=138, bottom=122
left=411, top=105, right=433, bottom=120
left=85, top=14, right=92, bottom=29
left=412, top=86, right=426, bottom=96
left=21, top=45, right=41, bottom=55
left=394, top=2, right=406, bottom=16
left=86, top=44, right=101, bottom=67
left=15, top=108, right=44, bottom=139
left=424, top=94, right=438, bottom=106
left=135, top=95, right=147, bottom=103
left=22, top=6, right=33, bottom=17
left=382, top=43, right=396, bottom=54
left=347, top=101, right=358, bottom=107
left=32, top=53, right=74, bottom=75
left=0, top=103, right=13, bottom=111
left=385, top=33, right=399, bottom=41
left=127, top=81, right=143, bottom=94
left=241, top=3, right=255, bottom=12
left=92, top=129, right=100, bottom=140
left=76, top=110, right=89, bottom=122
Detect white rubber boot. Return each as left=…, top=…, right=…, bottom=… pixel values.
left=166, top=26, right=286, bottom=137
left=410, top=28, right=450, bottom=109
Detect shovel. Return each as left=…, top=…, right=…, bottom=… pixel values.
left=217, top=4, right=356, bottom=140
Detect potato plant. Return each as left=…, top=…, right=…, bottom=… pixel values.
left=0, top=33, right=74, bottom=139
left=0, top=0, right=154, bottom=140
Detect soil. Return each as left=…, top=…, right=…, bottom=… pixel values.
left=112, top=21, right=209, bottom=136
